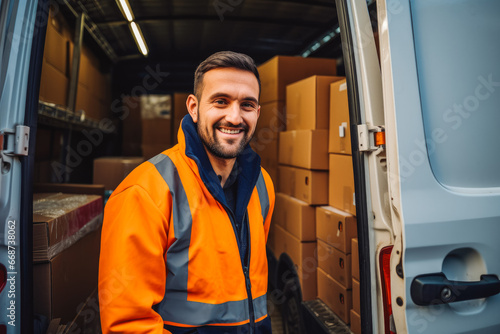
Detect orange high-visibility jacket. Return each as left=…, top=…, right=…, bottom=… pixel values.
left=99, top=115, right=275, bottom=333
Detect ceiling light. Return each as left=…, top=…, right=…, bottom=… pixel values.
left=130, top=22, right=148, bottom=56
left=117, top=0, right=134, bottom=22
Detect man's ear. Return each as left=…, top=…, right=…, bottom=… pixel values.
left=186, top=94, right=199, bottom=123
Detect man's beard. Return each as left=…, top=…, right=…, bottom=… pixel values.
left=197, top=119, right=251, bottom=159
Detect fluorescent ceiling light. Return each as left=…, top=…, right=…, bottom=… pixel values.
left=117, top=0, right=134, bottom=22
left=130, top=22, right=148, bottom=56
left=116, top=0, right=148, bottom=56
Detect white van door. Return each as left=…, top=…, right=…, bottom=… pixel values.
left=0, top=0, right=44, bottom=332
left=378, top=0, right=500, bottom=333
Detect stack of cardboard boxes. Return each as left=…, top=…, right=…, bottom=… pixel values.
left=36, top=8, right=113, bottom=183
left=264, top=65, right=361, bottom=330
left=255, top=56, right=336, bottom=263
left=253, top=56, right=337, bottom=188
left=39, top=7, right=111, bottom=120
left=328, top=79, right=356, bottom=216
left=316, top=206, right=357, bottom=325
left=33, top=184, right=104, bottom=331
left=273, top=72, right=343, bottom=301
left=315, top=78, right=360, bottom=330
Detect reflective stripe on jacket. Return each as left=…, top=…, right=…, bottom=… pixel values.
left=99, top=115, right=275, bottom=333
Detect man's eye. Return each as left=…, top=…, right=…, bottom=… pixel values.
left=214, top=99, right=227, bottom=105
left=241, top=103, right=256, bottom=110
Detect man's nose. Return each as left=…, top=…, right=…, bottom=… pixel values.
left=225, top=102, right=243, bottom=125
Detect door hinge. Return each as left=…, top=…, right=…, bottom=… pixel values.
left=357, top=124, right=385, bottom=152
left=0, top=125, right=30, bottom=166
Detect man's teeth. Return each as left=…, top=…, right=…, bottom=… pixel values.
left=220, top=128, right=241, bottom=134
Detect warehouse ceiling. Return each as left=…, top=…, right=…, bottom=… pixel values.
left=59, top=0, right=342, bottom=93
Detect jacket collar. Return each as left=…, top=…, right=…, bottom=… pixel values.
left=178, top=115, right=261, bottom=222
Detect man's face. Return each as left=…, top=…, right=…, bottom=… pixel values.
left=189, top=67, right=260, bottom=159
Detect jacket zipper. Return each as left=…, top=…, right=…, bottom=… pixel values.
left=243, top=211, right=255, bottom=333
left=224, top=205, right=255, bottom=333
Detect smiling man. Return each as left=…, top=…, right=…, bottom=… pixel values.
left=99, top=51, right=275, bottom=334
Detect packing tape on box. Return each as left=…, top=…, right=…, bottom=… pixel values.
left=45, top=215, right=102, bottom=260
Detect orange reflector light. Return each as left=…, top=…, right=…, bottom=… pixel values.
left=380, top=246, right=394, bottom=334
left=375, top=131, right=386, bottom=146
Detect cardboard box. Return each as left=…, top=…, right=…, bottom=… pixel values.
left=93, top=157, right=144, bottom=190
left=78, top=48, right=95, bottom=89
left=80, top=47, right=110, bottom=103
left=279, top=130, right=328, bottom=170
left=278, top=166, right=328, bottom=205
left=329, top=154, right=356, bottom=215
left=352, top=278, right=360, bottom=314
left=274, top=193, right=316, bottom=241
left=142, top=118, right=172, bottom=146
left=317, top=239, right=352, bottom=288
left=75, top=83, right=103, bottom=119
left=43, top=18, right=68, bottom=75
left=286, top=76, right=343, bottom=131
left=75, top=45, right=111, bottom=119
left=274, top=225, right=317, bottom=301
left=317, top=267, right=352, bottom=324
left=350, top=309, right=362, bottom=334
left=256, top=101, right=286, bottom=136
left=316, top=206, right=357, bottom=253
left=33, top=227, right=101, bottom=323
left=33, top=192, right=103, bottom=262
left=39, top=61, right=68, bottom=106
left=329, top=79, right=351, bottom=154
left=352, top=238, right=359, bottom=281
left=64, top=288, right=101, bottom=334
left=258, top=56, right=336, bottom=103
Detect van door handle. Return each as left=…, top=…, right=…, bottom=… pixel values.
left=411, top=273, right=500, bottom=306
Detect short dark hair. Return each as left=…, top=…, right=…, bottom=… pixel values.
left=194, top=51, right=261, bottom=101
